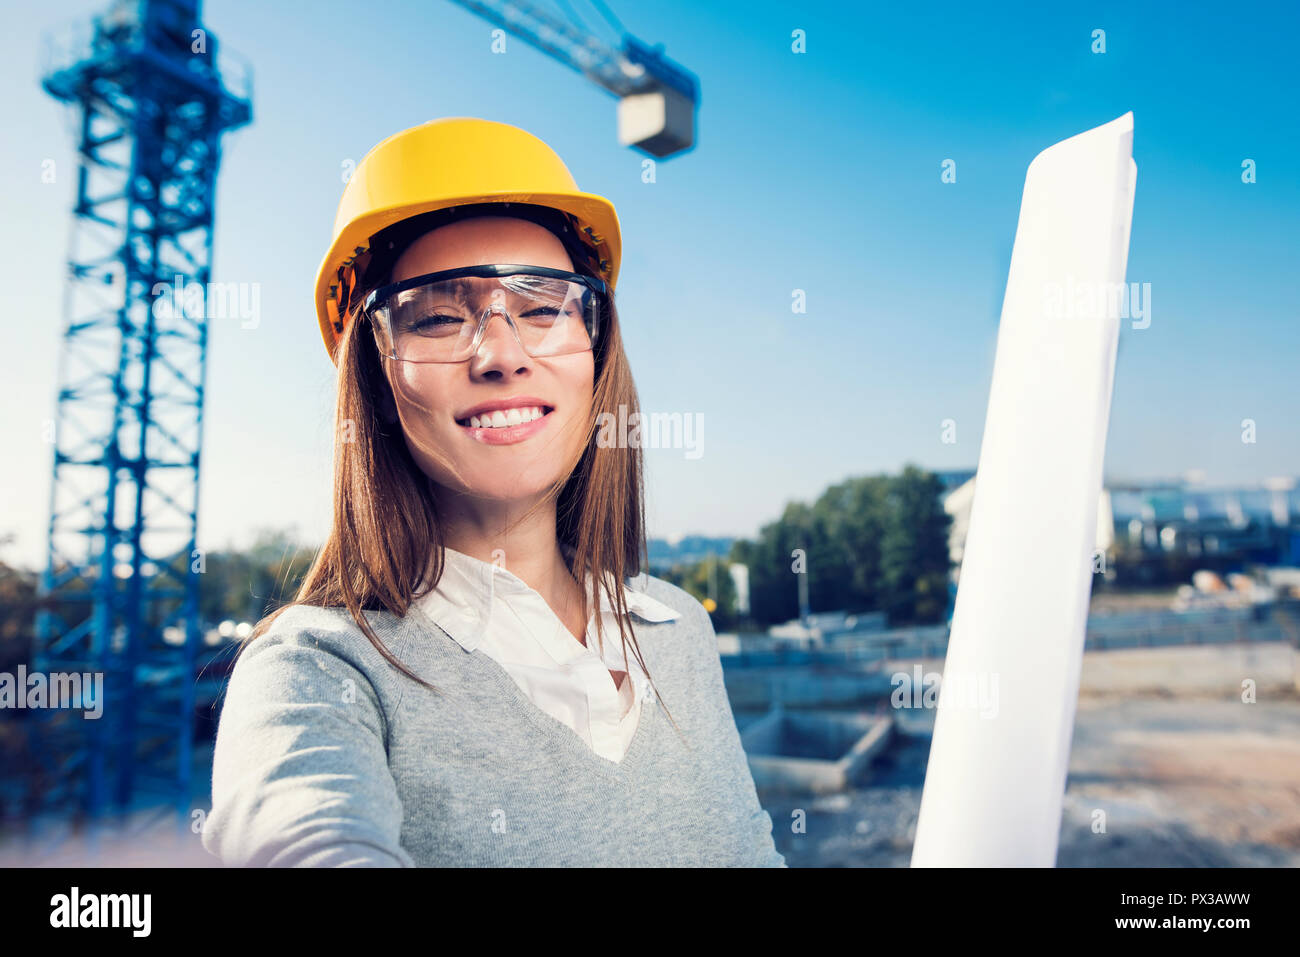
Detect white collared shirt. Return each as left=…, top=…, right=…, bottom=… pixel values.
left=412, top=545, right=681, bottom=764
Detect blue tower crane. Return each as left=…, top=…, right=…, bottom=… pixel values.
left=448, top=0, right=699, bottom=157
left=31, top=0, right=251, bottom=830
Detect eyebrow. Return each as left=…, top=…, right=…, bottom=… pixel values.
left=397, top=274, right=570, bottom=308
left=444, top=278, right=474, bottom=300
left=398, top=278, right=473, bottom=307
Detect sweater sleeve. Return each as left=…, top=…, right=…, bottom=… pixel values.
left=691, top=602, right=788, bottom=868
left=202, top=627, right=415, bottom=867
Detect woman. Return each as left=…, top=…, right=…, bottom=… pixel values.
left=202, top=117, right=785, bottom=867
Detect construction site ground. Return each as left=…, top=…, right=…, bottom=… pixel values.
left=763, top=640, right=1300, bottom=867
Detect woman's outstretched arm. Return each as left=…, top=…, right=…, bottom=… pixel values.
left=203, top=624, right=414, bottom=867
left=689, top=600, right=788, bottom=868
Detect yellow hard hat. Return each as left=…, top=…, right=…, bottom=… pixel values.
left=314, top=116, right=622, bottom=363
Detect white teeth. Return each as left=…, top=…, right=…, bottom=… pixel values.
left=466, top=406, right=546, bottom=429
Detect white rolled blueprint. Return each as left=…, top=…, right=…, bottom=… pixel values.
left=911, top=113, right=1137, bottom=867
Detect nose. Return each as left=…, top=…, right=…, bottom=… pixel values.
left=467, top=306, right=532, bottom=379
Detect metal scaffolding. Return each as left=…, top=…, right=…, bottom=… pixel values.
left=31, top=0, right=251, bottom=829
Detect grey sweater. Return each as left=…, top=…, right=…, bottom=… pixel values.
left=202, top=572, right=786, bottom=867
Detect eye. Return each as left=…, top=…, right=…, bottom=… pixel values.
left=405, top=313, right=465, bottom=335
left=521, top=301, right=584, bottom=322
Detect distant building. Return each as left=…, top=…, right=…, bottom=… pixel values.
left=647, top=535, right=735, bottom=571
left=1106, top=478, right=1298, bottom=563
left=730, top=563, right=750, bottom=616
left=768, top=610, right=888, bottom=645
left=942, top=471, right=1300, bottom=584
left=932, top=468, right=977, bottom=493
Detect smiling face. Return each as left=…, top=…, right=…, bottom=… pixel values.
left=378, top=215, right=596, bottom=504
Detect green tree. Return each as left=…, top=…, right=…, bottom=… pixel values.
left=809, top=475, right=890, bottom=613
left=197, top=527, right=319, bottom=626
left=658, top=554, right=739, bottom=630
left=728, top=466, right=953, bottom=628
left=0, top=534, right=40, bottom=673
left=730, top=500, right=815, bottom=625
left=879, top=465, right=953, bottom=624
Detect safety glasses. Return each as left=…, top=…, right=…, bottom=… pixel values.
left=362, top=264, right=606, bottom=363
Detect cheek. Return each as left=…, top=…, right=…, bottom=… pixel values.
left=568, top=353, right=595, bottom=404
left=559, top=355, right=596, bottom=425
left=389, top=364, right=452, bottom=425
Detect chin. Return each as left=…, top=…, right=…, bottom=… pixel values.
left=435, top=460, right=571, bottom=501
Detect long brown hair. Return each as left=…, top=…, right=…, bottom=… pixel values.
left=244, top=208, right=681, bottom=733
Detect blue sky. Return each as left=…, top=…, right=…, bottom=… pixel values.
left=2, top=0, right=1297, bottom=570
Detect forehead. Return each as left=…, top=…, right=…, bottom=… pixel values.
left=392, top=273, right=577, bottom=310
left=391, top=216, right=574, bottom=283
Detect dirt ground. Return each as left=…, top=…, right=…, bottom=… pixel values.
left=767, top=641, right=1300, bottom=867
left=1088, top=588, right=1184, bottom=614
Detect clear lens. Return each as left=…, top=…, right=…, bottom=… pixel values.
left=371, top=274, right=596, bottom=362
